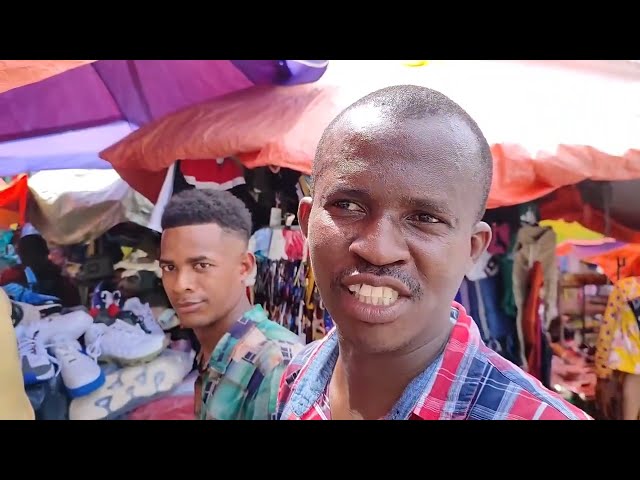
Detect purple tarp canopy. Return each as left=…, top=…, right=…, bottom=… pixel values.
left=0, top=60, right=328, bottom=174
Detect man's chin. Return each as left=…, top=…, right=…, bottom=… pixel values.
left=335, top=321, right=413, bottom=355
left=178, top=315, right=213, bottom=330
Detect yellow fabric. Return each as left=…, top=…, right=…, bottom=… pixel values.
left=0, top=289, right=34, bottom=420
left=595, top=277, right=640, bottom=379
left=540, top=219, right=604, bottom=244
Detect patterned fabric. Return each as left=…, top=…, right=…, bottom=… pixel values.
left=595, top=277, right=640, bottom=379
left=196, top=305, right=304, bottom=420
left=277, top=302, right=591, bottom=420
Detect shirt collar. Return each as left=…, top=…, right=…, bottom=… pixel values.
left=283, top=304, right=472, bottom=420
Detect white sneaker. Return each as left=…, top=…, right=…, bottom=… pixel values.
left=84, top=320, right=167, bottom=366
left=32, top=310, right=94, bottom=344
left=122, top=297, right=164, bottom=335
left=15, top=324, right=57, bottom=385
left=50, top=337, right=105, bottom=398
left=11, top=301, right=61, bottom=327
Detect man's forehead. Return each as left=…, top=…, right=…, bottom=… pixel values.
left=320, top=113, right=476, bottom=175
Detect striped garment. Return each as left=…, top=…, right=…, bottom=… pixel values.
left=195, top=305, right=304, bottom=420
left=276, top=302, right=591, bottom=420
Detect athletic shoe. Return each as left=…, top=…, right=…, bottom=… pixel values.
left=50, top=337, right=105, bottom=398
left=15, top=324, right=56, bottom=385
left=84, top=320, right=167, bottom=366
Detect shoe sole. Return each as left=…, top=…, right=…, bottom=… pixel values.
left=99, top=336, right=170, bottom=367
left=67, top=370, right=106, bottom=398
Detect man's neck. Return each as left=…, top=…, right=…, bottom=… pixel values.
left=195, top=296, right=253, bottom=361
left=330, top=318, right=452, bottom=420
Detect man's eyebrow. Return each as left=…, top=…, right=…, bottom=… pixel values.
left=322, top=185, right=372, bottom=200
left=404, top=196, right=459, bottom=227
left=159, top=256, right=215, bottom=265
left=186, top=256, right=213, bottom=263
left=405, top=196, right=452, bottom=216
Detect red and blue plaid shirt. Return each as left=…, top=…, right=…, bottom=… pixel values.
left=276, top=302, right=591, bottom=420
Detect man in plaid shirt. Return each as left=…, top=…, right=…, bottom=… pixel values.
left=276, top=85, right=590, bottom=420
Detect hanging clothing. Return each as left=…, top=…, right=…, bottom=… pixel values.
left=512, top=225, right=558, bottom=369
left=487, top=222, right=512, bottom=255
left=276, top=302, right=591, bottom=420
left=458, top=276, right=520, bottom=365
left=522, top=261, right=544, bottom=380
left=595, top=276, right=640, bottom=379
left=180, top=158, right=246, bottom=191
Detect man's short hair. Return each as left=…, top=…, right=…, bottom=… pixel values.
left=313, top=85, right=493, bottom=220
left=161, top=188, right=252, bottom=241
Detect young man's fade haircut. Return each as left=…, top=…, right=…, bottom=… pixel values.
left=161, top=189, right=252, bottom=242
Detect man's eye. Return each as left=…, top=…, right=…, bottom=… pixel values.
left=194, top=263, right=212, bottom=271
left=334, top=201, right=363, bottom=212
left=160, top=265, right=174, bottom=272
left=409, top=213, right=441, bottom=224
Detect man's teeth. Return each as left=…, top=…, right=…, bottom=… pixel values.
left=347, top=284, right=399, bottom=306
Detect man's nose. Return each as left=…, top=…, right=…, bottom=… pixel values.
left=349, top=215, right=410, bottom=266
left=173, top=268, right=195, bottom=292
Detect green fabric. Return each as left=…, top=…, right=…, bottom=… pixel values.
left=199, top=305, right=304, bottom=420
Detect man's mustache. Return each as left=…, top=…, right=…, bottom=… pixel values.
left=332, top=264, right=423, bottom=299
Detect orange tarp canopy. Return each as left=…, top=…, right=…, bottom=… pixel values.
left=583, top=243, right=640, bottom=282
left=0, top=61, right=95, bottom=94
left=101, top=79, right=640, bottom=206
left=539, top=185, right=640, bottom=243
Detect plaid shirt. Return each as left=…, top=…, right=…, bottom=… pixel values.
left=276, top=302, right=591, bottom=420
left=195, top=305, right=304, bottom=420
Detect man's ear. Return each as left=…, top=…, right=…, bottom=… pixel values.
left=470, top=221, right=492, bottom=264
left=298, top=197, right=313, bottom=239
left=239, top=251, right=256, bottom=283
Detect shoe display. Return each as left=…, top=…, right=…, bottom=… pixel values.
left=50, top=337, right=105, bottom=398
left=15, top=324, right=56, bottom=385
left=29, top=310, right=94, bottom=344
left=84, top=319, right=168, bottom=366
left=121, top=297, right=164, bottom=335
left=11, top=301, right=63, bottom=327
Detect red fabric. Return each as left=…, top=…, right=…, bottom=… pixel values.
left=522, top=261, right=544, bottom=380
left=283, top=229, right=305, bottom=261
left=0, top=266, right=25, bottom=286
left=0, top=174, right=28, bottom=229
left=127, top=395, right=196, bottom=420
left=180, top=158, right=245, bottom=190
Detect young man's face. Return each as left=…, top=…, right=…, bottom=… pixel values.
left=160, top=223, right=254, bottom=330
left=299, top=110, right=491, bottom=354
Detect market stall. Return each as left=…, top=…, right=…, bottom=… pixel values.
left=0, top=60, right=331, bottom=420
left=99, top=60, right=640, bottom=419
left=0, top=169, right=189, bottom=420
